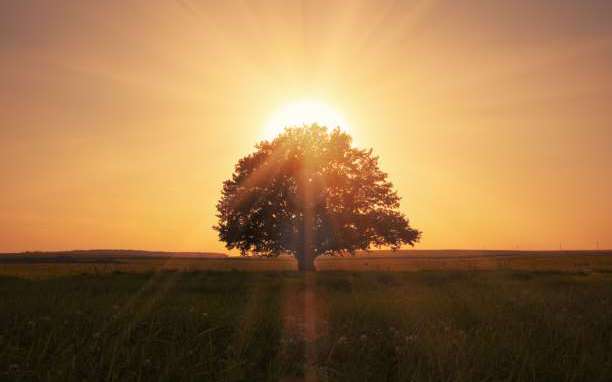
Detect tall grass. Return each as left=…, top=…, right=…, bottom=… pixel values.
left=1, top=271, right=611, bottom=381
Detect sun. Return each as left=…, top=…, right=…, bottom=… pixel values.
left=265, top=100, right=349, bottom=139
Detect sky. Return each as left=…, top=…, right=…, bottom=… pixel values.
left=1, top=0, right=612, bottom=253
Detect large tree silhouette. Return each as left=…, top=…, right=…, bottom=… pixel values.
left=214, top=125, right=420, bottom=271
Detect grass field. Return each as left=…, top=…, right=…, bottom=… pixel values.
left=1, top=255, right=612, bottom=381
left=1, top=250, right=612, bottom=277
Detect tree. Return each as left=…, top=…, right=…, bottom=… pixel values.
left=214, top=125, right=421, bottom=271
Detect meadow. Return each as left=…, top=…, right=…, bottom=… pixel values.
left=1, top=252, right=612, bottom=381
left=2, top=250, right=612, bottom=276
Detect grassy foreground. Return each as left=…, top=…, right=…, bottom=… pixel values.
left=1, top=270, right=612, bottom=381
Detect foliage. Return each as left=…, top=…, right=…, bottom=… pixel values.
left=214, top=125, right=420, bottom=269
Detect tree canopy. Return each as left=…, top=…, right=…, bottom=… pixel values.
left=214, top=125, right=420, bottom=270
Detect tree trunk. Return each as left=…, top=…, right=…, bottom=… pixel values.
left=296, top=252, right=316, bottom=271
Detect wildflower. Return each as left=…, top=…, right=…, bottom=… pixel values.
left=201, top=312, right=208, bottom=317
left=337, top=336, right=348, bottom=345
left=112, top=304, right=120, bottom=310
left=390, top=327, right=400, bottom=337
left=41, top=316, right=51, bottom=321
left=143, top=358, right=152, bottom=368
left=360, top=334, right=368, bottom=342
left=405, top=334, right=417, bottom=343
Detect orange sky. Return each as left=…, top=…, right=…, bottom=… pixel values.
left=1, top=1, right=612, bottom=253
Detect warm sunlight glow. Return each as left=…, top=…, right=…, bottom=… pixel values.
left=265, top=100, right=349, bottom=139
left=2, top=2, right=612, bottom=253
